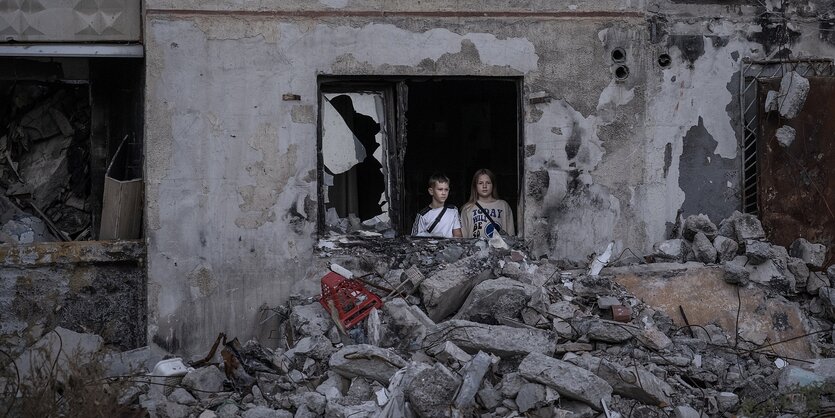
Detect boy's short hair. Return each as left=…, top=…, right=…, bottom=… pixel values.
left=428, top=173, right=450, bottom=188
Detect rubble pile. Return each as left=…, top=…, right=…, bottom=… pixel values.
left=0, top=81, right=92, bottom=243
left=3, top=213, right=835, bottom=418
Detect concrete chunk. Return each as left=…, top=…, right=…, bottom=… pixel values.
left=778, top=71, right=810, bottom=119
left=595, top=359, right=673, bottom=406
left=712, top=236, right=739, bottom=262
left=653, top=239, right=688, bottom=262
left=405, top=363, right=460, bottom=418
left=790, top=238, right=826, bottom=268
left=420, top=257, right=494, bottom=321
left=453, top=351, right=492, bottom=409
left=516, top=382, right=547, bottom=412
left=181, top=366, right=226, bottom=400
left=692, top=232, right=717, bottom=264
left=721, top=261, right=749, bottom=286
left=325, top=400, right=381, bottom=418
left=454, top=277, right=538, bottom=324
left=807, top=272, right=830, bottom=296
left=637, top=327, right=672, bottom=351
left=290, top=303, right=333, bottom=337
left=682, top=214, right=718, bottom=241
left=775, top=125, right=796, bottom=147
left=329, top=344, right=407, bottom=385
left=744, top=240, right=771, bottom=265
left=519, top=352, right=612, bottom=410
left=586, top=320, right=635, bottom=343
left=425, top=319, right=556, bottom=358
left=728, top=211, right=765, bottom=242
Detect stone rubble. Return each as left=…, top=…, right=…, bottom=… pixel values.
left=3, top=212, right=834, bottom=417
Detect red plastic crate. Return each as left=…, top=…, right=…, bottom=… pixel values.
left=319, top=272, right=383, bottom=329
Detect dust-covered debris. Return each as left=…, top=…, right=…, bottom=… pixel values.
left=5, top=218, right=834, bottom=417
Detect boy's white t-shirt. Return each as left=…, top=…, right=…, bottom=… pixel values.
left=411, top=204, right=461, bottom=237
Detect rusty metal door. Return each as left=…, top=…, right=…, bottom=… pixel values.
left=758, top=77, right=835, bottom=267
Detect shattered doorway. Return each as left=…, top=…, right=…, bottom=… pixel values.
left=0, top=57, right=143, bottom=243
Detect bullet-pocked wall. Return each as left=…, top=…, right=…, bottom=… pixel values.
left=144, top=1, right=835, bottom=355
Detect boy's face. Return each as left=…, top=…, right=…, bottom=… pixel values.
left=428, top=182, right=450, bottom=205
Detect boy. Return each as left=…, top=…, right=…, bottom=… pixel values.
left=412, top=174, right=463, bottom=238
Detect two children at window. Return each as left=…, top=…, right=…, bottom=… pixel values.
left=411, top=169, right=515, bottom=239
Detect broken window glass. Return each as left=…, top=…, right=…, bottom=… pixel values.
left=321, top=92, right=392, bottom=236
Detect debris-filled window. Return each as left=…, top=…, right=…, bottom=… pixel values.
left=0, top=57, right=143, bottom=243
left=318, top=78, right=521, bottom=237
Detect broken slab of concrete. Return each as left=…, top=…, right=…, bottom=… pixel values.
left=453, top=351, right=492, bottom=409
left=653, top=239, right=689, bottom=262
left=692, top=232, right=718, bottom=264
left=807, top=272, right=831, bottom=295
left=744, top=240, right=772, bottom=265
left=682, top=214, right=718, bottom=241
left=420, top=256, right=495, bottom=322
left=454, top=277, right=538, bottom=324
left=595, top=358, right=673, bottom=406
left=775, top=125, right=796, bottom=147
left=329, top=344, right=407, bottom=385
left=613, top=263, right=813, bottom=359
left=584, top=319, right=636, bottom=343
left=519, top=352, right=612, bottom=411
left=404, top=363, right=461, bottom=418
left=424, top=319, right=556, bottom=358
left=290, top=303, right=333, bottom=337
left=790, top=238, right=827, bottom=268
left=718, top=211, right=765, bottom=243
left=721, top=261, right=750, bottom=286
left=713, top=236, right=738, bottom=262
left=778, top=71, right=810, bottom=119
left=382, top=297, right=434, bottom=351
left=181, top=366, right=226, bottom=400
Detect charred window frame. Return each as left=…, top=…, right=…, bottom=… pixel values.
left=317, top=76, right=524, bottom=238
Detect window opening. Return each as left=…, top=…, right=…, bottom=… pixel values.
left=321, top=90, right=393, bottom=236
left=0, top=57, right=143, bottom=243
left=403, top=79, right=519, bottom=235
left=318, top=77, right=522, bottom=238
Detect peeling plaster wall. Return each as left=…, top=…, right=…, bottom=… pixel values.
left=144, top=1, right=835, bottom=355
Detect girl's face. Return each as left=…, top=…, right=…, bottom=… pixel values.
left=476, top=174, right=493, bottom=199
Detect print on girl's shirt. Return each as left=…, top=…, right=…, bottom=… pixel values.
left=469, top=208, right=503, bottom=238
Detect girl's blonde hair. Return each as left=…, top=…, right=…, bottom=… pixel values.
left=465, top=168, right=499, bottom=206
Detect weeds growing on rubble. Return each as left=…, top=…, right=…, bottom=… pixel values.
left=0, top=333, right=134, bottom=418
left=738, top=382, right=835, bottom=417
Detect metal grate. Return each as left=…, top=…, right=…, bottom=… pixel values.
left=737, top=58, right=835, bottom=215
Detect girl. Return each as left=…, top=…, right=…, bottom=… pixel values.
left=460, top=169, right=515, bottom=238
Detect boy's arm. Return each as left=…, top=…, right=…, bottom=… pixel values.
left=411, top=213, right=422, bottom=236
left=452, top=210, right=463, bottom=238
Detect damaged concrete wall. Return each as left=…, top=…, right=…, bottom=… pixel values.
left=144, top=1, right=835, bottom=355
left=0, top=241, right=146, bottom=359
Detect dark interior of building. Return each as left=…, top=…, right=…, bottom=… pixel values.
left=403, top=78, right=520, bottom=235
left=0, top=57, right=143, bottom=242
